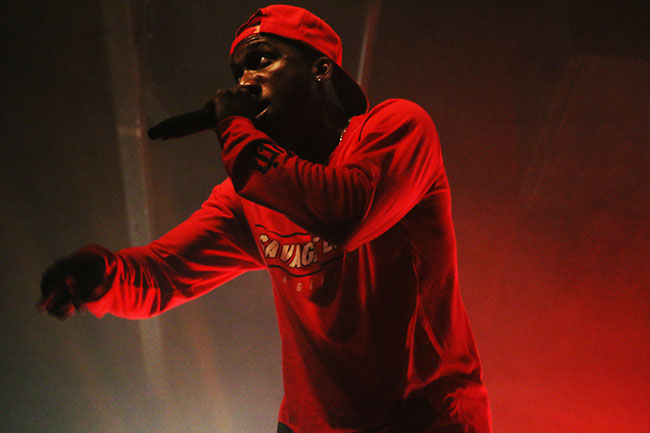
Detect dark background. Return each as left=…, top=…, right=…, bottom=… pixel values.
left=2, top=1, right=648, bottom=432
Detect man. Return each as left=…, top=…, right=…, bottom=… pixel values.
left=39, top=5, right=491, bottom=433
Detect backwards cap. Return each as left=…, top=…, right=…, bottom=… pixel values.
left=230, top=4, right=368, bottom=116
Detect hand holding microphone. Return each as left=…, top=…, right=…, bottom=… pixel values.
left=148, top=85, right=262, bottom=140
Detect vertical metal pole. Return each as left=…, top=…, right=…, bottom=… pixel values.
left=357, top=0, right=382, bottom=89
left=100, top=0, right=169, bottom=408
left=519, top=57, right=583, bottom=209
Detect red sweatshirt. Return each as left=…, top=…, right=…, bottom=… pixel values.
left=86, top=99, right=490, bottom=432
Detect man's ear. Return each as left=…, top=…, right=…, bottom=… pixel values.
left=312, top=57, right=334, bottom=81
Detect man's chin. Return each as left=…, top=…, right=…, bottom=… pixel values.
left=253, top=107, right=271, bottom=130
left=252, top=110, right=298, bottom=148
left=254, top=110, right=282, bottom=137
left=254, top=106, right=269, bottom=122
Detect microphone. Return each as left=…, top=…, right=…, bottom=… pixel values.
left=148, top=102, right=216, bottom=140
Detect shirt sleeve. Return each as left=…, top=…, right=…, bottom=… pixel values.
left=85, top=179, right=265, bottom=319
left=217, top=99, right=443, bottom=251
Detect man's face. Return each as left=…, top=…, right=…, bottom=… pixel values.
left=230, top=35, right=318, bottom=144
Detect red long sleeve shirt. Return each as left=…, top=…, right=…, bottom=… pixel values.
left=86, top=99, right=490, bottom=432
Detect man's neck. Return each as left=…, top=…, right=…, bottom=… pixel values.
left=273, top=109, right=349, bottom=164
left=302, top=114, right=349, bottom=163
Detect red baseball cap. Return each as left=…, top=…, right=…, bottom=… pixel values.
left=230, top=4, right=368, bottom=116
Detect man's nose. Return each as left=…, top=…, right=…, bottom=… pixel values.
left=238, top=72, right=262, bottom=99
left=238, top=69, right=258, bottom=88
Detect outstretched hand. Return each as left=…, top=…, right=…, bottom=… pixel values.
left=37, top=252, right=107, bottom=319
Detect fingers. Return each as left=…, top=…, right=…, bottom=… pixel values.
left=212, top=87, right=262, bottom=123
left=238, top=84, right=261, bottom=99
left=38, top=252, right=107, bottom=319
left=36, top=283, right=78, bottom=320
left=38, top=258, right=83, bottom=320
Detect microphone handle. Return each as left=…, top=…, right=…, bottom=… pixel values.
left=148, top=102, right=216, bottom=140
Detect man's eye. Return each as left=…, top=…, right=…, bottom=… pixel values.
left=232, top=53, right=273, bottom=82
left=254, top=55, right=271, bottom=68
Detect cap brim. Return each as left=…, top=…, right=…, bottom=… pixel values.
left=333, top=64, right=368, bottom=117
